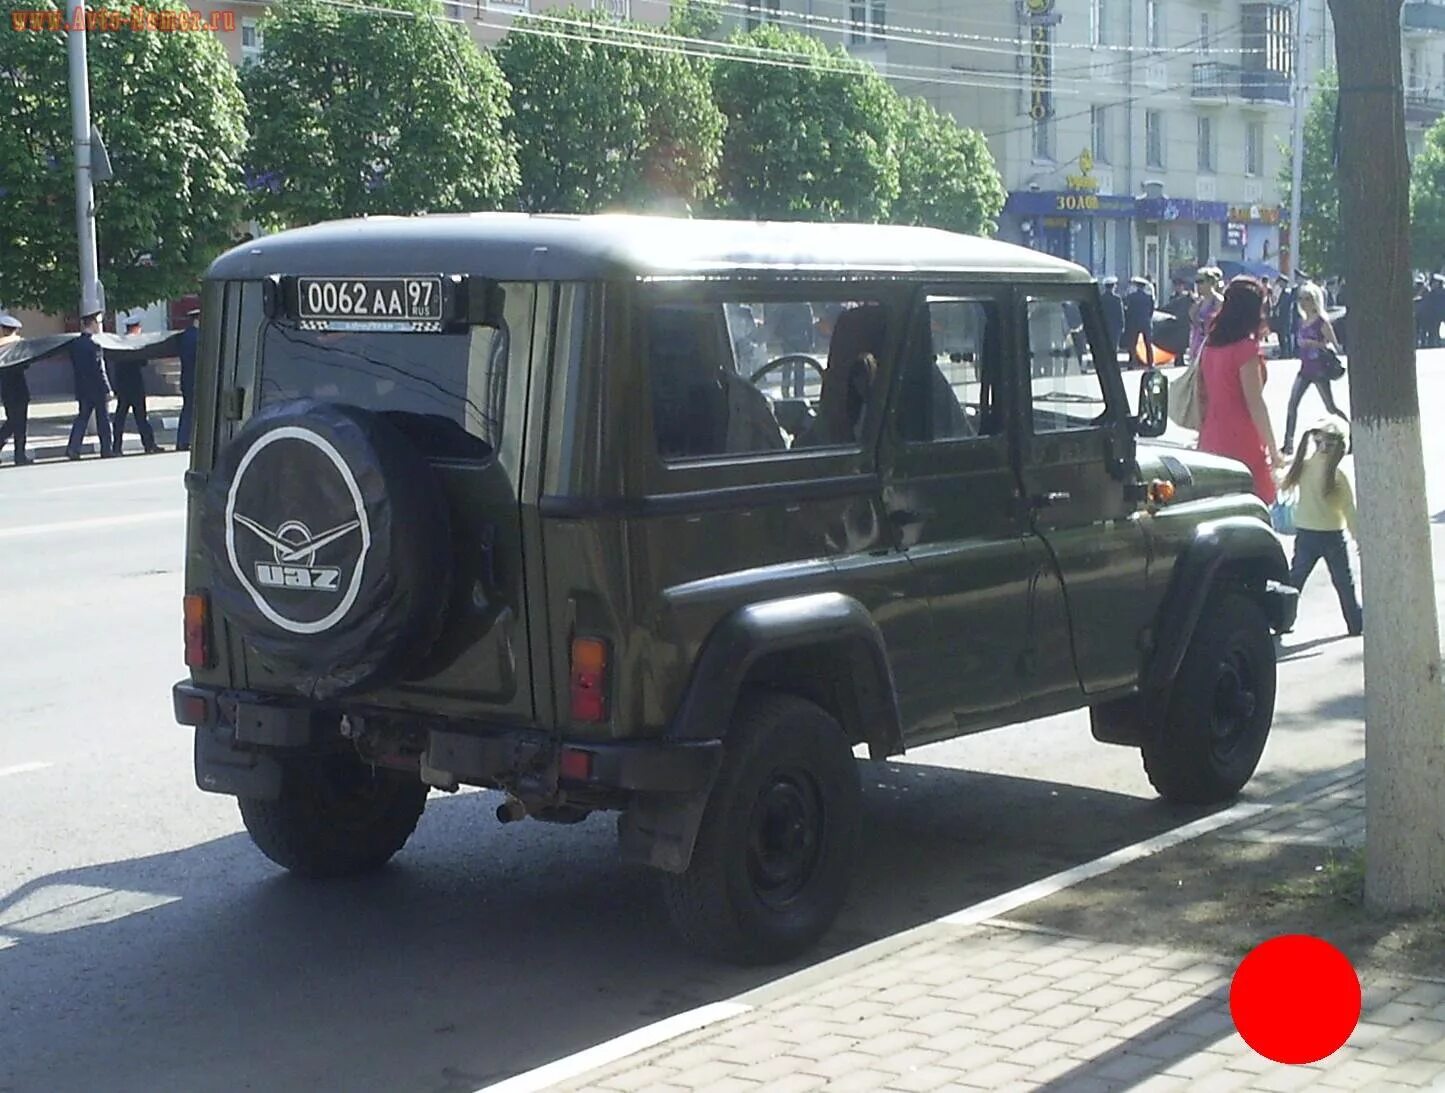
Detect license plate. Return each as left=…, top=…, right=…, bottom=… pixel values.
left=296, top=277, right=443, bottom=323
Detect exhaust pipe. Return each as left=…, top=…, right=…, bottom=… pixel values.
left=496, top=797, right=527, bottom=824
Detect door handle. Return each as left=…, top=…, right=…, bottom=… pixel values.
left=1031, top=491, right=1072, bottom=508
left=888, top=507, right=934, bottom=526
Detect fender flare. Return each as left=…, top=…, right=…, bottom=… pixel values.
left=667, top=591, right=903, bottom=755
left=1144, top=515, right=1290, bottom=696
left=620, top=592, right=901, bottom=875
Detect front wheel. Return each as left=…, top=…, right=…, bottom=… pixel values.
left=660, top=692, right=861, bottom=965
left=1142, top=591, right=1277, bottom=804
left=239, top=752, right=429, bottom=878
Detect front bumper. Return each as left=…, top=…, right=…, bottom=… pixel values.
left=173, top=682, right=721, bottom=799
left=1263, top=579, right=1300, bottom=634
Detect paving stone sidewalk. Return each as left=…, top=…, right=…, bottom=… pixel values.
left=542, top=767, right=1445, bottom=1093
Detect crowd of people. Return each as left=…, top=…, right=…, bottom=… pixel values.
left=0, top=308, right=199, bottom=465
left=1187, top=274, right=1361, bottom=638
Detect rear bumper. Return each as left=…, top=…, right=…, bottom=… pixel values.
left=173, top=681, right=721, bottom=798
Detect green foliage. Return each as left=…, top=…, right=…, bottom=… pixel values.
left=1280, top=69, right=1341, bottom=277
left=710, top=26, right=901, bottom=222
left=242, top=0, right=517, bottom=230
left=893, top=97, right=1005, bottom=236
left=1411, top=118, right=1445, bottom=270
left=496, top=8, right=724, bottom=214
left=667, top=0, right=724, bottom=42
left=0, top=0, right=247, bottom=314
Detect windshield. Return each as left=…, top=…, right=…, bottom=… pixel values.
left=257, top=323, right=507, bottom=460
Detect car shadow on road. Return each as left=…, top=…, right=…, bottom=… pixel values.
left=0, top=762, right=1212, bottom=1093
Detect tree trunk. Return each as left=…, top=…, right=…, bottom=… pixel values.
left=1329, top=0, right=1445, bottom=912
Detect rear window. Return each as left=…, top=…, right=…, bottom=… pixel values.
left=256, top=282, right=534, bottom=459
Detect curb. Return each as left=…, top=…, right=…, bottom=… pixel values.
left=475, top=798, right=1276, bottom=1093
left=17, top=416, right=180, bottom=463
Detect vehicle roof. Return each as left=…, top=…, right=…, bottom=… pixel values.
left=205, top=212, right=1092, bottom=283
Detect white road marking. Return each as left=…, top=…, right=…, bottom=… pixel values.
left=475, top=800, right=1272, bottom=1093
left=0, top=510, right=184, bottom=540
left=0, top=762, right=52, bottom=778
left=0, top=473, right=178, bottom=500
left=476, top=1002, right=753, bottom=1093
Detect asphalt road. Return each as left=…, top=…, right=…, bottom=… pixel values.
left=0, top=356, right=1434, bottom=1093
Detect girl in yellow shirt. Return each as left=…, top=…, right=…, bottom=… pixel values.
left=1279, top=416, right=1362, bottom=636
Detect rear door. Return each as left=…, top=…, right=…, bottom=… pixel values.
left=1016, top=287, right=1151, bottom=695
left=878, top=287, right=1035, bottom=737
left=224, top=279, right=541, bottom=721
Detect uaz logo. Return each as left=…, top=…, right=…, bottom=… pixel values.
left=232, top=514, right=360, bottom=592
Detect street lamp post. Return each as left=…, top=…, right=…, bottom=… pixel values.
left=67, top=0, right=104, bottom=318
left=1288, top=0, right=1309, bottom=276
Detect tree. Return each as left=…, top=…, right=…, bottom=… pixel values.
left=1409, top=117, right=1445, bottom=269
left=1328, top=0, right=1445, bottom=912
left=0, top=0, right=247, bottom=314
left=496, top=9, right=724, bottom=215
left=710, top=26, right=901, bottom=222
left=893, top=97, right=1005, bottom=237
left=242, top=0, right=517, bottom=230
left=1280, top=69, right=1341, bottom=276
left=667, top=0, right=724, bottom=41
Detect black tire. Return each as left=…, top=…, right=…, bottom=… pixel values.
left=1142, top=591, right=1277, bottom=804
left=660, top=692, right=861, bottom=965
left=239, top=753, right=429, bottom=878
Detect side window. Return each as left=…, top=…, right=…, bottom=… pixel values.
left=898, top=296, right=1002, bottom=443
left=1026, top=297, right=1108, bottom=434
left=647, top=294, right=889, bottom=461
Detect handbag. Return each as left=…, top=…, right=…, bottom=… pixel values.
left=1270, top=495, right=1297, bottom=535
left=1319, top=346, right=1346, bottom=381
left=1167, top=362, right=1203, bottom=430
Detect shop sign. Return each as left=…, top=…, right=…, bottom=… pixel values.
left=1005, top=191, right=1137, bottom=218
left=1225, top=222, right=1249, bottom=248
left=1026, top=0, right=1055, bottom=121
left=1064, top=148, right=1099, bottom=192
left=1227, top=204, right=1282, bottom=225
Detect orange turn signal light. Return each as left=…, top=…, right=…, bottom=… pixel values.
left=183, top=593, right=211, bottom=669
left=569, top=637, right=609, bottom=723
left=1147, top=479, right=1177, bottom=505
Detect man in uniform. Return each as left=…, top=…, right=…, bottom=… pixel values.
left=1100, top=277, right=1125, bottom=363
left=111, top=318, right=161, bottom=455
left=1122, top=276, right=1156, bottom=369
left=176, top=306, right=200, bottom=451
left=0, top=313, right=32, bottom=465
left=66, top=311, right=114, bottom=460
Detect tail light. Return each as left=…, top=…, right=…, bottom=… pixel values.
left=184, top=593, right=212, bottom=669
left=569, top=636, right=609, bottom=723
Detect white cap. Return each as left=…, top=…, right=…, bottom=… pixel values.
left=0, top=313, right=22, bottom=330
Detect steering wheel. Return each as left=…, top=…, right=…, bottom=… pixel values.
left=750, top=354, right=825, bottom=388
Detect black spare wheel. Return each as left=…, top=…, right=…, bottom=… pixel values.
left=201, top=399, right=452, bottom=700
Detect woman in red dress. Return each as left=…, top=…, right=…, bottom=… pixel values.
left=1197, top=278, right=1283, bottom=504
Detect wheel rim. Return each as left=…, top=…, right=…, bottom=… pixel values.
left=746, top=768, right=825, bottom=909
left=1209, top=642, right=1260, bottom=764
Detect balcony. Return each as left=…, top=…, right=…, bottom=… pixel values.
left=1192, top=61, right=1237, bottom=101
left=1240, top=69, right=1291, bottom=104
left=1406, top=86, right=1445, bottom=125
left=1404, top=1, right=1445, bottom=33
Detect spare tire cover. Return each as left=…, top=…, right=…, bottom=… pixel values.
left=201, top=399, right=452, bottom=700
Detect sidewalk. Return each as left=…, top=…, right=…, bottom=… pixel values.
left=8, top=395, right=185, bottom=462
left=496, top=766, right=1445, bottom=1092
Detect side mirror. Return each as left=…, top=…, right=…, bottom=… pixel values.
left=1135, top=370, right=1168, bottom=437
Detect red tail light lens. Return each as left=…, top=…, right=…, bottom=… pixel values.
left=569, top=637, right=609, bottom=723
left=184, top=593, right=211, bottom=669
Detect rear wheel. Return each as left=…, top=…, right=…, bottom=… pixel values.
left=1142, top=591, right=1277, bottom=804
left=660, top=692, right=861, bottom=965
left=239, top=752, right=429, bottom=877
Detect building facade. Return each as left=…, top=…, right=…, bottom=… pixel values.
left=730, top=0, right=1348, bottom=285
